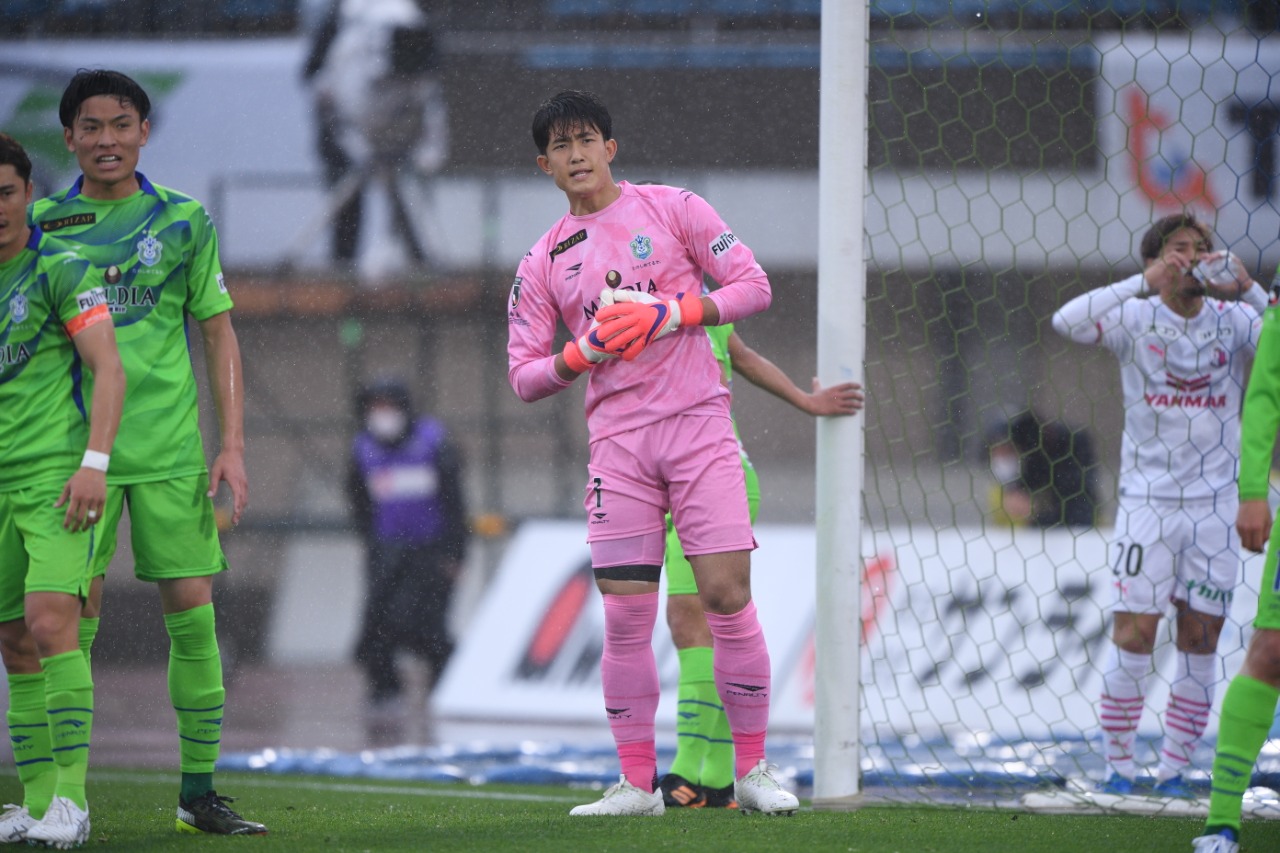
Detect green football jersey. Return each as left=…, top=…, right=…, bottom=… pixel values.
left=31, top=173, right=234, bottom=484
left=707, top=322, right=735, bottom=386
left=0, top=227, right=110, bottom=492
left=1239, top=263, right=1280, bottom=502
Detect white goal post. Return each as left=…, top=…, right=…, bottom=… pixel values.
left=813, top=0, right=868, bottom=806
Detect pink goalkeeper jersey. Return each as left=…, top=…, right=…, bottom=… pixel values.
left=507, top=181, right=771, bottom=441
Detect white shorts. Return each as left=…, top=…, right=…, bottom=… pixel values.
left=1110, top=495, right=1240, bottom=618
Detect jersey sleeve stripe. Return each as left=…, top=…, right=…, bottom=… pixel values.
left=64, top=303, right=111, bottom=337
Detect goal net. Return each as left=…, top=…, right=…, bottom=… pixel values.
left=856, top=2, right=1280, bottom=814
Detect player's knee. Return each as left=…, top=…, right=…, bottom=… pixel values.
left=0, top=621, right=39, bottom=670
left=23, top=609, right=78, bottom=658
left=1245, top=629, right=1280, bottom=682
left=666, top=595, right=712, bottom=648
left=158, top=575, right=214, bottom=613
left=698, top=585, right=751, bottom=617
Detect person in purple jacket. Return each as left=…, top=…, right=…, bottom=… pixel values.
left=347, top=378, right=469, bottom=724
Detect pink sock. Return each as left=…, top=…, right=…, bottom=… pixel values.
left=1156, top=652, right=1216, bottom=782
left=601, top=592, right=660, bottom=792
left=705, top=600, right=771, bottom=779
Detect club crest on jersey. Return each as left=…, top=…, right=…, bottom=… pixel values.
left=136, top=231, right=163, bottom=267
left=629, top=234, right=653, bottom=260
left=8, top=292, right=28, bottom=323
left=1211, top=347, right=1228, bottom=368
left=509, top=277, right=522, bottom=309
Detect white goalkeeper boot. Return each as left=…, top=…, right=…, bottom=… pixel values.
left=24, top=795, right=89, bottom=849
left=735, top=760, right=800, bottom=816
left=0, top=803, right=36, bottom=843
left=1191, top=831, right=1239, bottom=853
left=569, top=776, right=665, bottom=816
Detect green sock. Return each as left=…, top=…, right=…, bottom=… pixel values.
left=165, top=604, right=224, bottom=800
left=78, top=617, right=100, bottom=676
left=7, top=673, right=55, bottom=819
left=668, top=647, right=719, bottom=783
left=41, top=650, right=93, bottom=810
left=1206, top=675, right=1280, bottom=834
left=700, top=678, right=736, bottom=790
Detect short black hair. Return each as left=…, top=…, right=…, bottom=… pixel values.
left=531, top=90, right=612, bottom=155
left=1139, top=212, right=1212, bottom=263
left=59, top=69, right=152, bottom=129
left=0, top=133, right=32, bottom=184
left=356, top=378, right=413, bottom=417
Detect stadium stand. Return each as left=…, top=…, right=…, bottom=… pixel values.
left=0, top=0, right=1261, bottom=36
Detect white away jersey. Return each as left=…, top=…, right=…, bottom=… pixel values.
left=1098, top=290, right=1261, bottom=500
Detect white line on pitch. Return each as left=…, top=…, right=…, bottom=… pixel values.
left=81, top=769, right=586, bottom=803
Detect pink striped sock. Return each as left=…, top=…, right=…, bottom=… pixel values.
left=1098, top=646, right=1151, bottom=779
left=601, top=593, right=660, bottom=792
left=705, top=600, right=771, bottom=779
left=1156, top=652, right=1216, bottom=782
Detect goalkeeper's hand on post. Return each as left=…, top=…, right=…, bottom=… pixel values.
left=593, top=289, right=705, bottom=362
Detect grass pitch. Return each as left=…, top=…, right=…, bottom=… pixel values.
left=7, top=769, right=1280, bottom=851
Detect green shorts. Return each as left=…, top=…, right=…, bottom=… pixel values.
left=665, top=451, right=760, bottom=597
left=92, top=474, right=228, bottom=582
left=0, top=480, right=96, bottom=623
left=1256, top=513, right=1280, bottom=631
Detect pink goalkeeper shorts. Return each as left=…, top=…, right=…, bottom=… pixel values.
left=584, top=412, right=756, bottom=567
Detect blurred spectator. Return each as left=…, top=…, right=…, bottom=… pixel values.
left=301, top=0, right=449, bottom=272
left=347, top=379, right=468, bottom=724
left=985, top=410, right=1098, bottom=528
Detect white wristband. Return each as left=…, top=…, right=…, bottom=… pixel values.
left=81, top=450, right=110, bottom=472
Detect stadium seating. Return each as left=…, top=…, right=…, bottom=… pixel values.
left=541, top=0, right=1247, bottom=31
left=0, top=0, right=297, bottom=34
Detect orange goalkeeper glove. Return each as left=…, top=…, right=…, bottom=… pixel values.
left=562, top=311, right=632, bottom=373
left=593, top=289, right=704, bottom=362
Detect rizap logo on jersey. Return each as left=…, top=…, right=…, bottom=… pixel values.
left=548, top=229, right=587, bottom=261
left=709, top=230, right=738, bottom=257
left=136, top=231, right=163, bottom=267
left=629, top=234, right=653, bottom=260
left=38, top=213, right=95, bottom=233
left=8, top=292, right=28, bottom=323
left=76, top=287, right=108, bottom=313
left=216, top=272, right=227, bottom=294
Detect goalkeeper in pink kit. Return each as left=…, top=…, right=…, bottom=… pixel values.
left=507, top=90, right=799, bottom=817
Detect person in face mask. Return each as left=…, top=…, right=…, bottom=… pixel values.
left=985, top=410, right=1098, bottom=529
left=986, top=420, right=1034, bottom=526
left=347, top=379, right=469, bottom=736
